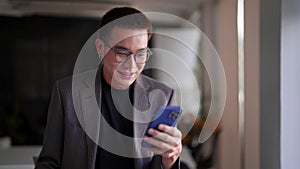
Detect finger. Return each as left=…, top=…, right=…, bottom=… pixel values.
left=143, top=146, right=166, bottom=155
left=161, top=143, right=182, bottom=159
left=158, top=124, right=182, bottom=138
left=148, top=128, right=178, bottom=146
left=161, top=149, right=178, bottom=159
left=161, top=147, right=179, bottom=158
left=143, top=135, right=174, bottom=151
left=143, top=143, right=179, bottom=157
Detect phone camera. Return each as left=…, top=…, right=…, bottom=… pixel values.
left=169, top=111, right=179, bottom=120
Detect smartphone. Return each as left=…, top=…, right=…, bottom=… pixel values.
left=142, top=106, right=183, bottom=148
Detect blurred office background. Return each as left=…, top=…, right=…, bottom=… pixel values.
left=0, top=0, right=299, bottom=169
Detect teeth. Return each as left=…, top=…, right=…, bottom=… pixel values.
left=122, top=71, right=135, bottom=74
left=121, top=72, right=134, bottom=76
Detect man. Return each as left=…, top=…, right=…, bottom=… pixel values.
left=35, top=7, right=182, bottom=169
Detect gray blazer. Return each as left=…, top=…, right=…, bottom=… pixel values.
left=35, top=69, right=180, bottom=169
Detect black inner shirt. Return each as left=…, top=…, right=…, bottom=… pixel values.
left=95, top=76, right=135, bottom=169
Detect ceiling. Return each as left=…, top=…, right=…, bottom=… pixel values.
left=0, top=0, right=215, bottom=23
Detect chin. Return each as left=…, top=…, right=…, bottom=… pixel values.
left=113, top=79, right=134, bottom=89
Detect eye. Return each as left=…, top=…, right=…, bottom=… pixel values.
left=115, top=52, right=129, bottom=58
left=135, top=52, right=147, bottom=58
left=113, top=49, right=130, bottom=58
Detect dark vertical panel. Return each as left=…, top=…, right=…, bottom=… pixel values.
left=0, top=15, right=98, bottom=145
left=259, top=0, right=281, bottom=168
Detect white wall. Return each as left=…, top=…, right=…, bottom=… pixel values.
left=281, top=0, right=300, bottom=168
left=151, top=28, right=201, bottom=116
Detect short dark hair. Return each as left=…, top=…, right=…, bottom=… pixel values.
left=98, top=7, right=152, bottom=41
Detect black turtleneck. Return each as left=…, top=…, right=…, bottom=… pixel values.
left=95, top=76, right=135, bottom=169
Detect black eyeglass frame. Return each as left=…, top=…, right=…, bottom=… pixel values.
left=105, top=43, right=152, bottom=64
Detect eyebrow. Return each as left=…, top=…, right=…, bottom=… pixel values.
left=113, top=45, right=148, bottom=52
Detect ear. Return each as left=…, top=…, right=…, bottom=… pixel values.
left=95, top=38, right=105, bottom=59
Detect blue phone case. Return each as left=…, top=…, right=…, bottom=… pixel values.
left=142, top=106, right=182, bottom=148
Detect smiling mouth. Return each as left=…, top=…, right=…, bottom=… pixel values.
left=118, top=71, right=136, bottom=79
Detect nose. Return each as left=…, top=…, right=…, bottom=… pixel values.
left=122, top=54, right=137, bottom=69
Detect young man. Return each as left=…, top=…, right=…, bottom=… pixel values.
left=35, top=7, right=182, bottom=169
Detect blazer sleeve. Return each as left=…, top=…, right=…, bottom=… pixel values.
left=35, top=81, right=64, bottom=169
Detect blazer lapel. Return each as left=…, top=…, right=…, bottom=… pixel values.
left=79, top=70, right=102, bottom=169
left=133, top=76, right=169, bottom=168
left=133, top=77, right=151, bottom=169
left=133, top=76, right=170, bottom=139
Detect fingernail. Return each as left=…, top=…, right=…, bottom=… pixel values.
left=148, top=128, right=154, bottom=133
left=158, top=125, right=164, bottom=130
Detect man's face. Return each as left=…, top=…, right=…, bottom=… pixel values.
left=101, top=27, right=149, bottom=89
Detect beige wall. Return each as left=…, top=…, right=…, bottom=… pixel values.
left=215, top=0, right=240, bottom=168
left=244, top=0, right=260, bottom=169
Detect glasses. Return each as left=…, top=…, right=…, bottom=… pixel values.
left=106, top=43, right=152, bottom=64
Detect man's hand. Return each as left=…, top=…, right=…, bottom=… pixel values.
left=143, top=124, right=182, bottom=169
